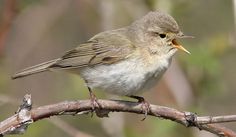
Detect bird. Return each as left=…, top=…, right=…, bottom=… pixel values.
left=12, top=11, right=191, bottom=117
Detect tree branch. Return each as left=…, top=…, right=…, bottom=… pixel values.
left=0, top=95, right=236, bottom=137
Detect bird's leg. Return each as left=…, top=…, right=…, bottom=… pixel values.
left=87, top=86, right=99, bottom=110
left=129, top=95, right=150, bottom=120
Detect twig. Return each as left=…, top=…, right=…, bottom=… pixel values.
left=0, top=94, right=93, bottom=137
left=0, top=94, right=32, bottom=135
left=0, top=95, right=236, bottom=137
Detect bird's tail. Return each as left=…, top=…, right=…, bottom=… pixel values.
left=12, top=59, right=59, bottom=79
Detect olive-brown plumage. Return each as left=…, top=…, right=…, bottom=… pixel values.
left=12, top=11, right=190, bottom=97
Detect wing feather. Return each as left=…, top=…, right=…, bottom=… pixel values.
left=51, top=28, right=135, bottom=68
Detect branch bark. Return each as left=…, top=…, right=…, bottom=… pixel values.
left=0, top=95, right=236, bottom=137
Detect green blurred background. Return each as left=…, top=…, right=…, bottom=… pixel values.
left=0, top=0, right=236, bottom=137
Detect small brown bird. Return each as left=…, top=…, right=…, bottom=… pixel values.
left=12, top=11, right=191, bottom=116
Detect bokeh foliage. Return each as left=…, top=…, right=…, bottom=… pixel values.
left=0, top=0, right=236, bottom=137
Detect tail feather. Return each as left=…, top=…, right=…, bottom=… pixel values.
left=12, top=59, right=59, bottom=79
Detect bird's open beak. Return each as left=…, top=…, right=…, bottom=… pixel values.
left=171, top=39, right=190, bottom=54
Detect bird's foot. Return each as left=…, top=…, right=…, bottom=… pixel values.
left=89, top=90, right=99, bottom=110
left=129, top=95, right=150, bottom=120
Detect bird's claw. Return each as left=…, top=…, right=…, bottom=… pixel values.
left=89, top=91, right=99, bottom=111
left=129, top=95, right=150, bottom=120
left=139, top=99, right=150, bottom=121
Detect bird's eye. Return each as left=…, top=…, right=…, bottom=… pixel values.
left=159, top=34, right=166, bottom=38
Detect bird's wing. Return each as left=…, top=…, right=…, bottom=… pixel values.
left=51, top=29, right=136, bottom=69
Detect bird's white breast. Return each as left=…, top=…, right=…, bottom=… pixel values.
left=80, top=54, right=172, bottom=96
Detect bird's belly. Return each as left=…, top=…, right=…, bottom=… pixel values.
left=80, top=57, right=170, bottom=96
